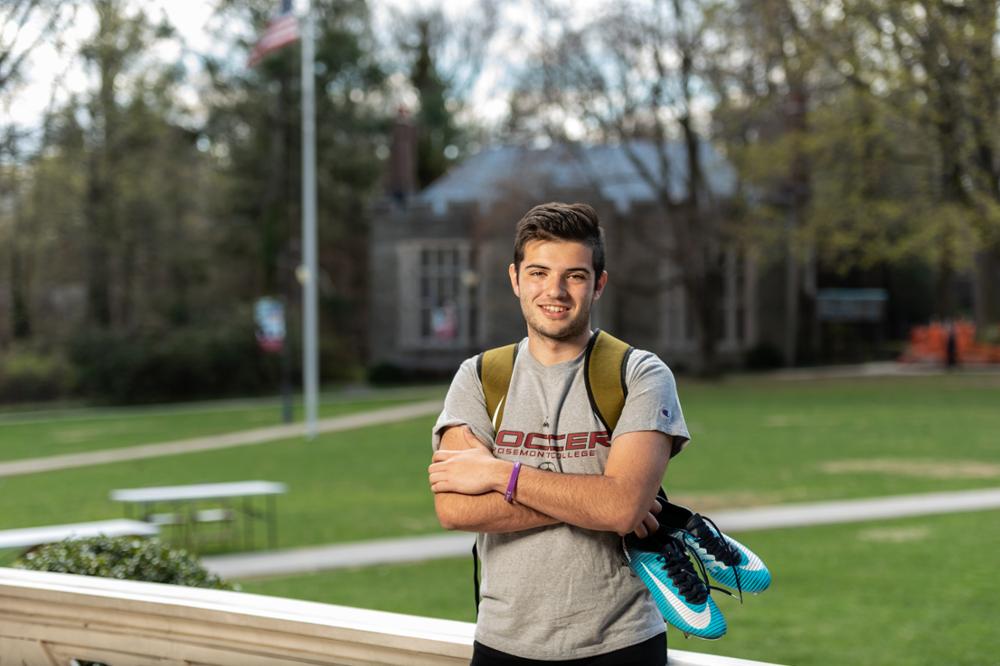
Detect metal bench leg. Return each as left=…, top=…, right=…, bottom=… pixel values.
left=267, top=495, right=277, bottom=549
left=243, top=497, right=253, bottom=550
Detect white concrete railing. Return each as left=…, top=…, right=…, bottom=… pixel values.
left=0, top=568, right=780, bottom=666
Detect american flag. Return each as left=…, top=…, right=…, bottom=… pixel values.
left=248, top=0, right=300, bottom=67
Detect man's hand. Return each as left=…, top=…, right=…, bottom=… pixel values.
left=431, top=425, right=559, bottom=533
left=429, top=446, right=510, bottom=496
left=428, top=425, right=670, bottom=536
left=632, top=496, right=662, bottom=539
left=502, top=430, right=672, bottom=535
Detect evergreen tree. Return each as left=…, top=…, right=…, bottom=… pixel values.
left=205, top=0, right=388, bottom=373
left=407, top=15, right=459, bottom=188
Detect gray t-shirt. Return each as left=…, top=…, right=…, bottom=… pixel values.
left=432, top=336, right=690, bottom=660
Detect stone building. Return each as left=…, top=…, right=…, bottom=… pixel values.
left=369, top=139, right=763, bottom=374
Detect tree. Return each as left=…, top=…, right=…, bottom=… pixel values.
left=0, top=130, right=31, bottom=340
left=12, top=1, right=213, bottom=340
left=0, top=0, right=76, bottom=95
left=407, top=14, right=458, bottom=188
left=0, top=0, right=77, bottom=342
left=794, top=0, right=1000, bottom=325
left=705, top=0, right=1000, bottom=361
left=707, top=0, right=857, bottom=364
left=513, top=0, right=739, bottom=373
left=78, top=0, right=190, bottom=329
left=204, top=0, right=389, bottom=372
left=391, top=5, right=496, bottom=188
left=6, top=106, right=87, bottom=344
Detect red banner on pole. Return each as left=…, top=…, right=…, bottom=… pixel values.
left=255, top=297, right=286, bottom=353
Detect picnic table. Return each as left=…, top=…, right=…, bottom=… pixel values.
left=0, top=519, right=159, bottom=551
left=110, top=481, right=287, bottom=550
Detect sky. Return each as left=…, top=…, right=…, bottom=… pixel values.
left=3, top=0, right=559, bottom=135
left=3, top=1, right=219, bottom=130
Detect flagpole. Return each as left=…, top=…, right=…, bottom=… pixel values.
left=300, top=0, right=319, bottom=440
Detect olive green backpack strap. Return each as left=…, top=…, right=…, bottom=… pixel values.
left=472, top=332, right=639, bottom=617
left=473, top=342, right=518, bottom=616
left=586, top=330, right=669, bottom=506
left=584, top=329, right=634, bottom=432
left=477, top=343, right=519, bottom=433
left=478, top=331, right=633, bottom=433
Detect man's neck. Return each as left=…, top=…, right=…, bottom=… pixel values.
left=526, top=328, right=593, bottom=366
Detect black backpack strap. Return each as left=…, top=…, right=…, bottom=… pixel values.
left=472, top=541, right=481, bottom=616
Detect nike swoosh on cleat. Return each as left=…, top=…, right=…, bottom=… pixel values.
left=639, top=563, right=714, bottom=630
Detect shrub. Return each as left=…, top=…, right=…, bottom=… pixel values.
left=980, top=324, right=1000, bottom=346
left=744, top=341, right=785, bottom=370
left=69, top=320, right=280, bottom=404
left=14, top=535, right=233, bottom=590
left=15, top=536, right=232, bottom=666
left=367, top=361, right=453, bottom=385
left=0, top=348, right=75, bottom=402
left=367, top=361, right=408, bottom=385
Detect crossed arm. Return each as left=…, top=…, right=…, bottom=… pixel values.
left=429, top=425, right=671, bottom=536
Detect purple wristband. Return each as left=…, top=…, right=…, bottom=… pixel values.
left=504, top=462, right=522, bottom=503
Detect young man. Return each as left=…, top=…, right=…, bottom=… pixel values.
left=428, top=202, right=691, bottom=665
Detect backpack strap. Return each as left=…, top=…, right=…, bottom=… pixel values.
left=473, top=343, right=517, bottom=617
left=586, top=331, right=671, bottom=541
left=584, top=329, right=634, bottom=433
left=477, top=343, right=518, bottom=432
left=479, top=332, right=634, bottom=433
left=471, top=331, right=639, bottom=616
left=472, top=541, right=481, bottom=616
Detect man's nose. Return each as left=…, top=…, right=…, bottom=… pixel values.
left=544, top=276, right=567, bottom=297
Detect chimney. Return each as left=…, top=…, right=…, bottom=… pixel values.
left=387, top=106, right=417, bottom=204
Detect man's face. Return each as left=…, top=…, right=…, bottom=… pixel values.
left=509, top=240, right=607, bottom=343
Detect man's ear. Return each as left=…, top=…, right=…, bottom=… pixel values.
left=509, top=263, right=520, bottom=298
left=593, top=270, right=608, bottom=300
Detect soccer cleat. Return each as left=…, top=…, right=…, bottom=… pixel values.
left=625, top=535, right=727, bottom=640
left=673, top=513, right=771, bottom=595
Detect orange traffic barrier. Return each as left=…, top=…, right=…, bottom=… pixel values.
left=899, top=321, right=1000, bottom=364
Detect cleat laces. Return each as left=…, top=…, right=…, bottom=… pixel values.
left=658, top=537, right=733, bottom=605
left=658, top=538, right=707, bottom=604
left=683, top=515, right=744, bottom=602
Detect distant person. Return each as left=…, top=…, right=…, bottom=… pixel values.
left=945, top=321, right=959, bottom=369
left=427, top=203, right=768, bottom=665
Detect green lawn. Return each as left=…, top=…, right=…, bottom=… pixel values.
left=2, top=374, right=999, bottom=664
left=0, top=418, right=442, bottom=545
left=0, top=385, right=443, bottom=462
left=668, top=373, right=1000, bottom=506
left=239, top=508, right=1000, bottom=666
left=1, top=374, right=998, bottom=550
left=240, top=557, right=475, bottom=620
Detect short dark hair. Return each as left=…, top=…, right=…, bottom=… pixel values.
left=513, top=202, right=606, bottom=276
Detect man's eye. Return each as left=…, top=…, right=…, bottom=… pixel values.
left=530, top=271, right=545, bottom=277
left=568, top=274, right=586, bottom=281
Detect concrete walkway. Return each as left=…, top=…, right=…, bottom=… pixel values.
left=202, top=486, right=1000, bottom=579
left=0, top=400, right=442, bottom=478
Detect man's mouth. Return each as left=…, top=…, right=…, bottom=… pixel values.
left=539, top=304, right=570, bottom=316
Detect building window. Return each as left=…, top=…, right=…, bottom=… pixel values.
left=659, top=258, right=696, bottom=351
left=660, top=248, right=751, bottom=353
left=398, top=241, right=479, bottom=349
left=719, top=248, right=750, bottom=351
